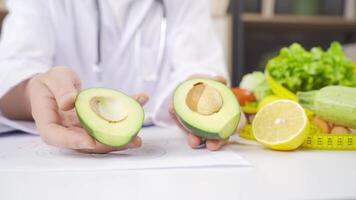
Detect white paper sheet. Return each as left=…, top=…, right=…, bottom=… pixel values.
left=0, top=115, right=37, bottom=134
left=0, top=126, right=250, bottom=171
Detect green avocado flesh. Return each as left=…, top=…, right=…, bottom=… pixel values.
left=173, top=79, right=241, bottom=139
left=75, top=88, right=144, bottom=147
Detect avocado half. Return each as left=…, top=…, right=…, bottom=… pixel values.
left=75, top=88, right=144, bottom=147
left=173, top=78, right=241, bottom=139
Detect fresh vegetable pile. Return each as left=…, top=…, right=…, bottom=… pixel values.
left=268, top=42, right=356, bottom=93
left=233, top=41, right=356, bottom=151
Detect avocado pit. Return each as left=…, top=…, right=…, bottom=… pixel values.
left=185, top=82, right=223, bottom=115
left=90, top=96, right=128, bottom=123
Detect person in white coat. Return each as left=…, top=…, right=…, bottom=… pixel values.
left=0, top=0, right=235, bottom=153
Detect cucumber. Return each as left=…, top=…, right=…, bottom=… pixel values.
left=297, top=86, right=356, bottom=128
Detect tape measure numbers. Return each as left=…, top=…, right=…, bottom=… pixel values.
left=240, top=124, right=356, bottom=150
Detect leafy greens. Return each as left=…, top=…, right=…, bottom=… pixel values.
left=268, top=42, right=356, bottom=93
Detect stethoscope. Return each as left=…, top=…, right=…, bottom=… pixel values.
left=93, top=0, right=167, bottom=82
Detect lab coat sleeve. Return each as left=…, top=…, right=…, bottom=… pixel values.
left=0, top=0, right=54, bottom=98
left=0, top=0, right=54, bottom=133
left=152, top=0, right=228, bottom=127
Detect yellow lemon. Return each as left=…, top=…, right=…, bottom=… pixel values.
left=252, top=100, right=309, bottom=150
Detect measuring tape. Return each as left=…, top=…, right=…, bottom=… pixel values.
left=240, top=124, right=356, bottom=150
left=238, top=61, right=356, bottom=150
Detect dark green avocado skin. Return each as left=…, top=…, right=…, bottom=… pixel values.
left=177, top=115, right=231, bottom=140
left=76, top=110, right=137, bottom=148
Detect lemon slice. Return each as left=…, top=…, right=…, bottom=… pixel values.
left=252, top=100, right=309, bottom=150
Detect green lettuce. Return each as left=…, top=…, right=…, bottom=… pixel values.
left=268, top=42, right=356, bottom=93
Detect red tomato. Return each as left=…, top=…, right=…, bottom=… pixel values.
left=231, top=87, right=256, bottom=106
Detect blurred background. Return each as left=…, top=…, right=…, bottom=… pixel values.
left=227, top=0, right=356, bottom=85
left=212, top=0, right=356, bottom=85
left=0, top=0, right=355, bottom=85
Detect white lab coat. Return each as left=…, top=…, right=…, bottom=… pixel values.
left=0, top=0, right=227, bottom=134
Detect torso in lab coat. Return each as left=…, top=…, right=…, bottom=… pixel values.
left=52, top=0, right=164, bottom=97
left=0, top=0, right=227, bottom=132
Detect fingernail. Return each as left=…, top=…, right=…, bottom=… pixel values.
left=128, top=142, right=140, bottom=149
left=128, top=138, right=142, bottom=148
left=137, top=96, right=147, bottom=105
left=78, top=141, right=94, bottom=149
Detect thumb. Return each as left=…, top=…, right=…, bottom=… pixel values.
left=213, top=75, right=228, bottom=85
left=132, top=93, right=149, bottom=106
left=41, top=66, right=81, bottom=111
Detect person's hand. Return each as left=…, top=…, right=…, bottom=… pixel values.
left=169, top=75, right=228, bottom=151
left=169, top=75, right=244, bottom=151
left=27, top=66, right=149, bottom=153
